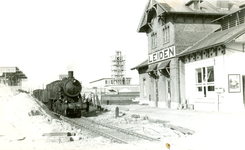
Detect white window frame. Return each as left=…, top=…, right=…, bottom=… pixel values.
left=195, top=66, right=215, bottom=98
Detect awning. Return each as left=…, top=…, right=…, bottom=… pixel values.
left=158, top=60, right=171, bottom=70
left=131, top=59, right=148, bottom=70
left=146, top=63, right=158, bottom=72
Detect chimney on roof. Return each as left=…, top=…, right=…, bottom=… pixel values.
left=216, top=1, right=229, bottom=11
left=185, top=0, right=203, bottom=10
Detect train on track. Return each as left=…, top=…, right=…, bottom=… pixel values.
left=33, top=71, right=87, bottom=117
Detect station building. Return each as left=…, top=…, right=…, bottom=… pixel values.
left=132, top=0, right=243, bottom=111
left=0, top=67, right=28, bottom=95
left=0, top=67, right=27, bottom=86
left=89, top=77, right=140, bottom=93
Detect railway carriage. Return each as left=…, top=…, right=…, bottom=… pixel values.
left=33, top=89, right=43, bottom=101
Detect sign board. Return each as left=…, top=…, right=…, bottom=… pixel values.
left=148, top=46, right=175, bottom=64
left=215, top=87, right=224, bottom=93
left=59, top=74, right=68, bottom=80
left=0, top=67, right=16, bottom=73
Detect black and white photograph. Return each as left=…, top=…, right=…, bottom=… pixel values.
left=228, top=74, right=240, bottom=92
left=1, top=0, right=245, bottom=150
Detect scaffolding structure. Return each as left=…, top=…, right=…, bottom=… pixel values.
left=111, top=51, right=126, bottom=85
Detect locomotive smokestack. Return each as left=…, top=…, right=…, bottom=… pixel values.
left=68, top=71, right=73, bottom=78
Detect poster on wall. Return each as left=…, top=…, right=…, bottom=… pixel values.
left=228, top=74, right=240, bottom=93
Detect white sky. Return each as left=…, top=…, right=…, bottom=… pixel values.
left=0, top=0, right=149, bottom=89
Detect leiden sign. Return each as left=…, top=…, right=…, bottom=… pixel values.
left=148, top=46, right=175, bottom=64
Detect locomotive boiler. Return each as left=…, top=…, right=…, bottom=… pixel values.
left=34, top=71, right=86, bottom=117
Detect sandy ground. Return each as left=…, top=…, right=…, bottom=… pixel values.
left=102, top=104, right=245, bottom=150
left=0, top=87, right=168, bottom=150
left=1, top=86, right=245, bottom=150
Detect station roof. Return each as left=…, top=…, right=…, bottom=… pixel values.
left=89, top=78, right=115, bottom=84
left=0, top=67, right=27, bottom=79
left=212, top=5, right=245, bottom=23
left=179, top=23, right=245, bottom=56
left=131, top=59, right=148, bottom=70
left=89, top=77, right=132, bottom=84
left=137, top=0, right=240, bottom=32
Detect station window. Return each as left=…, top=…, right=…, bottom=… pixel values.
left=151, top=32, right=157, bottom=49
left=195, top=66, right=215, bottom=97
left=163, top=26, right=170, bottom=44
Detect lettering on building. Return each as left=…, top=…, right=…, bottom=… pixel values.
left=148, top=46, right=175, bottom=64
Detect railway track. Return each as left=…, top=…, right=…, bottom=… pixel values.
left=60, top=115, right=160, bottom=144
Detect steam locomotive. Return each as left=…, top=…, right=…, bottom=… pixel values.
left=33, top=71, right=86, bottom=117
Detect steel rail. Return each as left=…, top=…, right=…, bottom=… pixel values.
left=53, top=112, right=160, bottom=144
left=81, top=117, right=160, bottom=142
left=61, top=116, right=128, bottom=144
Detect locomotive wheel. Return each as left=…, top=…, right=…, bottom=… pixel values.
left=77, top=112, right=81, bottom=118
left=63, top=109, right=67, bottom=117
left=53, top=103, right=57, bottom=113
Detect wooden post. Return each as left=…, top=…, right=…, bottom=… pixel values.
left=5, top=72, right=6, bottom=85
left=99, top=88, right=102, bottom=106
left=93, top=87, right=97, bottom=107
left=115, top=107, right=119, bottom=118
